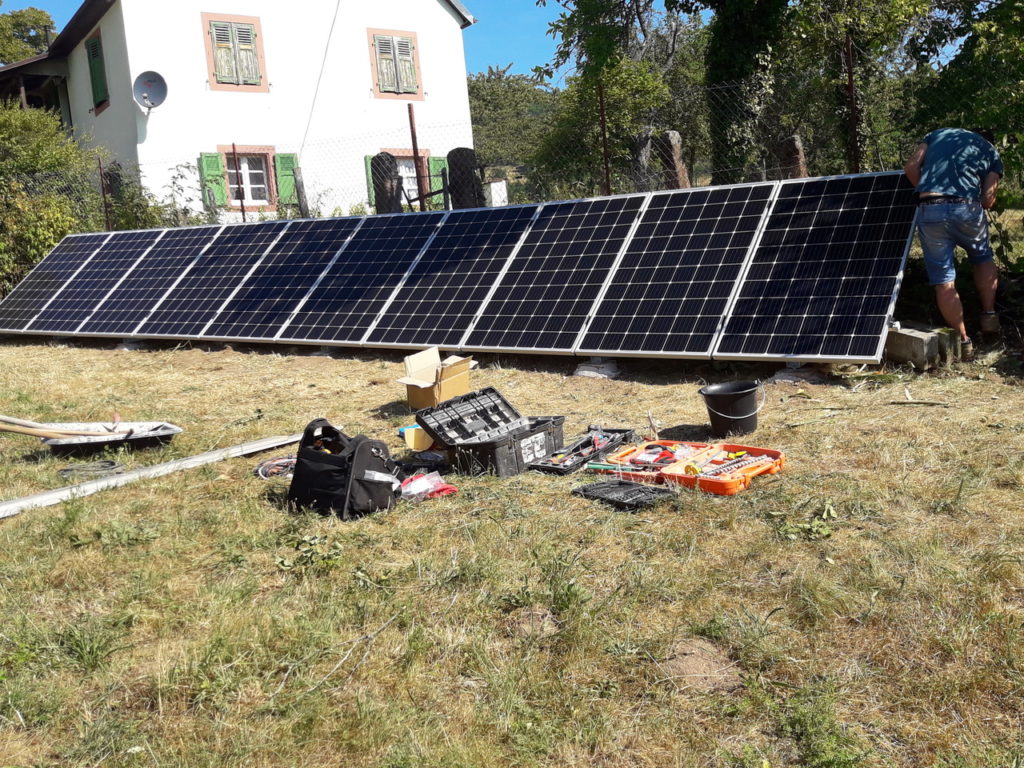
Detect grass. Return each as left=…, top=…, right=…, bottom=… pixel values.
left=1, top=339, right=1024, bottom=766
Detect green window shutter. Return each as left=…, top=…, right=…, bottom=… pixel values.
left=364, top=155, right=376, bottom=207
left=85, top=37, right=108, bottom=107
left=374, top=35, right=399, bottom=93
left=210, top=21, right=238, bottom=84
left=395, top=36, right=418, bottom=94
left=233, top=23, right=262, bottom=85
left=428, top=157, right=447, bottom=195
left=275, top=153, right=298, bottom=205
left=199, top=152, right=228, bottom=206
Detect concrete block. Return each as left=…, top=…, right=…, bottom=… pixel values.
left=884, top=326, right=940, bottom=369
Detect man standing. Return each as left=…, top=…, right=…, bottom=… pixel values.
left=903, top=128, right=1003, bottom=359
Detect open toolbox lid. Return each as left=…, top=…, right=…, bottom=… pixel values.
left=415, top=387, right=529, bottom=447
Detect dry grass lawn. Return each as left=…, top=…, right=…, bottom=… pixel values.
left=1, top=339, right=1023, bottom=767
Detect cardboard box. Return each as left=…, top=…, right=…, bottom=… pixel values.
left=396, top=347, right=475, bottom=411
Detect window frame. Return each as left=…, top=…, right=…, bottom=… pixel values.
left=216, top=145, right=279, bottom=211
left=85, top=30, right=109, bottom=114
left=367, top=28, right=423, bottom=101
left=202, top=13, right=270, bottom=93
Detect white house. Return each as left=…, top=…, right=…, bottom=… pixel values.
left=0, top=0, right=477, bottom=217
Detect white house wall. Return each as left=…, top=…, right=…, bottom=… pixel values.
left=114, top=0, right=474, bottom=215
left=65, top=1, right=139, bottom=169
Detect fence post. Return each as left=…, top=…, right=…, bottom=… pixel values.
left=231, top=143, right=246, bottom=223
left=597, top=78, right=612, bottom=196
left=778, top=135, right=808, bottom=179
left=293, top=166, right=311, bottom=218
left=651, top=131, right=690, bottom=189
left=407, top=104, right=427, bottom=212
left=371, top=152, right=403, bottom=214
left=447, top=147, right=484, bottom=209
left=97, top=156, right=113, bottom=231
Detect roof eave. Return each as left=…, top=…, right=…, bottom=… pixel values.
left=444, top=0, right=476, bottom=28
left=49, top=0, right=116, bottom=57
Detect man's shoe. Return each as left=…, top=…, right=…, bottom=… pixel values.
left=960, top=336, right=975, bottom=361
left=980, top=312, right=1000, bottom=339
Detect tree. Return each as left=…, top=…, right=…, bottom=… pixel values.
left=0, top=3, right=53, bottom=65
left=467, top=65, right=559, bottom=171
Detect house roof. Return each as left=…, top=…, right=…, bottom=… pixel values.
left=443, top=0, right=477, bottom=28
left=0, top=51, right=52, bottom=76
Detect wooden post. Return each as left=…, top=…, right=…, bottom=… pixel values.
left=97, top=156, right=113, bottom=231
left=370, top=152, right=403, bottom=214
left=447, top=147, right=484, bottom=209
left=441, top=166, right=451, bottom=210
left=407, top=104, right=427, bottom=212
left=231, top=142, right=247, bottom=222
left=293, top=166, right=311, bottom=218
left=651, top=131, right=690, bottom=189
left=778, top=135, right=808, bottom=179
left=18, top=76, right=28, bottom=110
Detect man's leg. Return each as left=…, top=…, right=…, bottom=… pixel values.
left=934, top=281, right=968, bottom=341
left=973, top=260, right=998, bottom=313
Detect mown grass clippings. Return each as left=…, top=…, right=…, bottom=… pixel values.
left=1, top=340, right=1024, bottom=765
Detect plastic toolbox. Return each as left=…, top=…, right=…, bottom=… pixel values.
left=661, top=442, right=785, bottom=496
left=415, top=387, right=565, bottom=477
left=528, top=425, right=636, bottom=474
left=572, top=480, right=677, bottom=511
left=587, top=439, right=710, bottom=483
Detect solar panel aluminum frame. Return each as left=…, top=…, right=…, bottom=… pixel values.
left=455, top=191, right=653, bottom=357
left=360, top=202, right=545, bottom=352
left=9, top=233, right=114, bottom=335
left=570, top=181, right=782, bottom=360
left=709, top=171, right=917, bottom=364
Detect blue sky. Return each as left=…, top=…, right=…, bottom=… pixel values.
left=5, top=0, right=565, bottom=78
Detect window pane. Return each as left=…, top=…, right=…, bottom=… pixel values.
left=396, top=158, right=417, bottom=199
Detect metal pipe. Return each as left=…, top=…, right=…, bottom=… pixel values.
left=0, top=434, right=301, bottom=520
left=232, top=142, right=247, bottom=222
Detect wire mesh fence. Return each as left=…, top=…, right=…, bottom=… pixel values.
left=2, top=57, right=1022, bottom=293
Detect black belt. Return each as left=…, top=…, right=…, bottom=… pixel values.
left=918, top=195, right=972, bottom=205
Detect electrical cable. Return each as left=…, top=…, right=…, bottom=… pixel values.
left=298, top=0, right=343, bottom=164
left=253, top=456, right=296, bottom=480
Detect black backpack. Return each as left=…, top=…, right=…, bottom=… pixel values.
left=287, top=419, right=402, bottom=520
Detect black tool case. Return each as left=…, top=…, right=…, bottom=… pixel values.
left=415, top=387, right=564, bottom=477
left=528, top=425, right=636, bottom=475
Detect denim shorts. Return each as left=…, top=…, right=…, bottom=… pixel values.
left=916, top=201, right=993, bottom=285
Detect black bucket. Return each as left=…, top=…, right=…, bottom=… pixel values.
left=698, top=380, right=764, bottom=438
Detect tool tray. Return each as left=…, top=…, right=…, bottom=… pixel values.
left=660, top=442, right=785, bottom=496
left=528, top=425, right=635, bottom=475
left=415, top=387, right=565, bottom=477
left=587, top=440, right=711, bottom=483
left=572, top=480, right=676, bottom=511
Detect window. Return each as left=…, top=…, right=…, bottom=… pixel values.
left=198, top=147, right=298, bottom=212
left=364, top=150, right=447, bottom=211
left=85, top=33, right=109, bottom=112
left=368, top=29, right=422, bottom=100
left=201, top=13, right=269, bottom=93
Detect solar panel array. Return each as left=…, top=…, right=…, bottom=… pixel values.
left=0, top=172, right=918, bottom=363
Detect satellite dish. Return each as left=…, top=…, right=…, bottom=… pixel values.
left=132, top=71, right=167, bottom=113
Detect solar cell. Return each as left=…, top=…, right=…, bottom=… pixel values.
left=364, top=205, right=539, bottom=348
left=278, top=212, right=445, bottom=344
left=29, top=230, right=163, bottom=334
left=576, top=183, right=775, bottom=357
left=713, top=173, right=917, bottom=362
left=0, top=234, right=109, bottom=332
left=462, top=196, right=646, bottom=352
left=202, top=217, right=362, bottom=341
left=135, top=221, right=288, bottom=338
left=78, top=226, right=222, bottom=337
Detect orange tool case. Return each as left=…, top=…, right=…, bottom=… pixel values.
left=588, top=440, right=784, bottom=496
left=587, top=440, right=710, bottom=484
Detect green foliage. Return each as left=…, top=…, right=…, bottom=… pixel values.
left=0, top=99, right=91, bottom=177
left=781, top=688, right=867, bottom=768
left=0, top=2, right=53, bottom=64
left=468, top=64, right=559, bottom=170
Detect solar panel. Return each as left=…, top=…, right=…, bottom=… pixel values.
left=364, top=205, right=539, bottom=348
left=713, top=173, right=917, bottom=362
left=135, top=221, right=288, bottom=338
left=0, top=234, right=109, bottom=332
left=278, top=212, right=445, bottom=344
left=78, top=226, right=222, bottom=337
left=576, top=183, right=775, bottom=357
left=463, top=196, right=646, bottom=352
left=202, top=217, right=362, bottom=341
left=28, top=230, right=163, bottom=334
